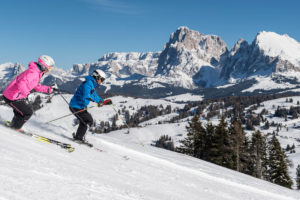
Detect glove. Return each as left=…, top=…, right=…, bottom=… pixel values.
left=103, top=99, right=112, bottom=105
left=97, top=101, right=103, bottom=107
left=51, top=83, right=59, bottom=93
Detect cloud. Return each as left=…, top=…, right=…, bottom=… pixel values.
left=82, top=0, right=140, bottom=15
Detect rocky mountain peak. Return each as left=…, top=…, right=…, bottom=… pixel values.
left=231, top=39, right=249, bottom=55
left=167, top=26, right=228, bottom=62
left=156, top=27, right=228, bottom=87
left=72, top=63, right=91, bottom=75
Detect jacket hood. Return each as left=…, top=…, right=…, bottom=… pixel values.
left=85, top=75, right=98, bottom=87
left=28, top=62, right=44, bottom=75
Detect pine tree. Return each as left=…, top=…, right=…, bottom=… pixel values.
left=296, top=164, right=300, bottom=189
left=166, top=105, right=172, bottom=114
left=267, top=135, right=293, bottom=188
left=124, top=110, right=130, bottom=124
left=291, top=144, right=296, bottom=153
left=176, top=115, right=204, bottom=158
left=196, top=119, right=207, bottom=159
left=203, top=121, right=215, bottom=161
left=155, top=135, right=174, bottom=151
left=286, top=144, right=291, bottom=151
left=111, top=114, right=118, bottom=130
left=229, top=120, right=249, bottom=172
left=249, top=130, right=268, bottom=179
left=210, top=116, right=233, bottom=169
left=264, top=120, right=270, bottom=130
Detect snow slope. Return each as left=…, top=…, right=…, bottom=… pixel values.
left=242, top=76, right=296, bottom=93
left=1, top=96, right=300, bottom=200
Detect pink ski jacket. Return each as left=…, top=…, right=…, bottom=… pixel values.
left=3, top=62, right=52, bottom=101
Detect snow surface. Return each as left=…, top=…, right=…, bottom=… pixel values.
left=242, top=76, right=296, bottom=93
left=1, top=95, right=300, bottom=200
left=216, top=83, right=236, bottom=89
left=164, top=93, right=203, bottom=102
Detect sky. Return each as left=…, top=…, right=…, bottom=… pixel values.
left=0, top=0, right=299, bottom=70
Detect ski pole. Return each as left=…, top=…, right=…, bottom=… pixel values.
left=110, top=104, right=130, bottom=134
left=45, top=105, right=96, bottom=124
left=59, top=92, right=70, bottom=105
left=110, top=104, right=144, bottom=146
left=47, top=91, right=56, bottom=102
left=57, top=91, right=89, bottom=126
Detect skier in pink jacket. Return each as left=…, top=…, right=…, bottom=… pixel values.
left=2, top=55, right=58, bottom=130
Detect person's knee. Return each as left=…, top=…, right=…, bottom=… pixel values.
left=87, top=118, right=93, bottom=127
left=85, top=114, right=93, bottom=127
left=23, top=109, right=33, bottom=120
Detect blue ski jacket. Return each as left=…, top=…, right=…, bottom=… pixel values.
left=69, top=76, right=103, bottom=109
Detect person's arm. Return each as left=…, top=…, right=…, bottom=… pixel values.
left=83, top=83, right=103, bottom=103
left=34, top=83, right=52, bottom=94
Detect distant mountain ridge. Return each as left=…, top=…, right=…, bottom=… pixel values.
left=220, top=31, right=300, bottom=83
left=1, top=27, right=300, bottom=98
left=0, top=62, right=25, bottom=92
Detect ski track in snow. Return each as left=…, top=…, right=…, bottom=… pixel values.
left=0, top=128, right=146, bottom=200
left=95, top=136, right=298, bottom=200
left=1, top=126, right=300, bottom=200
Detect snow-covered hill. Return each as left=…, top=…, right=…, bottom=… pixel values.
left=1, top=95, right=300, bottom=200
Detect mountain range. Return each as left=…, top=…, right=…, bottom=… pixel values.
left=1, top=26, right=300, bottom=98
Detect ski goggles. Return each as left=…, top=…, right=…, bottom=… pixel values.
left=38, top=58, right=54, bottom=72
left=100, top=77, right=105, bottom=82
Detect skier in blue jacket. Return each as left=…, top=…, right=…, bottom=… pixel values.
left=69, top=69, right=112, bottom=142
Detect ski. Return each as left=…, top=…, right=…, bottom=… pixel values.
left=3, top=121, right=75, bottom=153
left=61, top=133, right=103, bottom=152
left=72, top=139, right=103, bottom=152
left=73, top=139, right=93, bottom=147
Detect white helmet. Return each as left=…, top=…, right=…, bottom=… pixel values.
left=92, top=69, right=106, bottom=82
left=38, top=55, right=55, bottom=71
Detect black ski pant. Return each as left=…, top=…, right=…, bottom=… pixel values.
left=4, top=96, right=33, bottom=129
left=69, top=106, right=93, bottom=140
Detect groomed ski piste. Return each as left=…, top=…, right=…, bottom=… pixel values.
left=1, top=95, right=300, bottom=200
